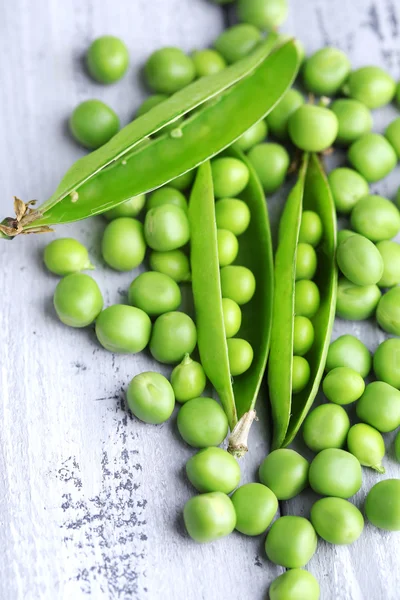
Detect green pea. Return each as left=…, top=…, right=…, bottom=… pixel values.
left=235, top=120, right=268, bottom=152
left=144, top=204, right=190, bottom=252
left=303, top=404, right=350, bottom=453
left=337, top=229, right=356, bottom=245
left=377, top=287, right=400, bottom=335
left=348, top=133, right=397, bottom=183
left=227, top=338, right=253, bottom=376
left=169, top=170, right=195, bottom=191
left=222, top=298, right=242, bottom=338
left=171, top=354, right=206, bottom=404
left=231, top=483, right=278, bottom=536
left=288, top=105, right=338, bottom=152
left=215, top=198, right=251, bottom=235
left=395, top=431, right=400, bottom=462
left=177, top=397, right=228, bottom=447
left=136, top=94, right=168, bottom=117
left=217, top=229, right=239, bottom=267
left=126, top=371, right=175, bottom=424
left=214, top=24, right=262, bottom=65
left=294, top=280, right=320, bottom=318
left=265, top=516, right=317, bottom=568
left=351, top=194, right=400, bottom=242
left=336, top=277, right=381, bottom=321
left=128, top=271, right=181, bottom=317
left=147, top=187, right=187, bottom=213
left=237, top=0, right=288, bottom=30
left=310, top=498, right=364, bottom=545
left=144, top=47, right=195, bottom=94
left=102, top=217, right=146, bottom=271
left=69, top=100, right=119, bottom=149
left=376, top=241, right=400, bottom=287
left=322, top=366, right=365, bottom=405
left=44, top=238, right=93, bottom=276
left=293, top=316, right=314, bottom=356
left=292, top=356, right=310, bottom=394
left=150, top=311, right=197, bottom=364
left=86, top=35, right=129, bottom=84
left=104, top=195, right=146, bottom=220
left=330, top=99, right=373, bottom=145
left=385, top=116, right=400, bottom=158
left=336, top=233, right=383, bottom=286
left=211, top=157, right=249, bottom=198
left=269, top=569, right=320, bottom=600
left=326, top=335, right=371, bottom=378
left=343, top=66, right=396, bottom=109
left=295, top=243, right=317, bottom=281
left=327, top=167, right=369, bottom=214
left=356, top=381, right=400, bottom=432
left=259, top=449, right=309, bottom=500
left=373, top=338, right=400, bottom=389
left=220, top=265, right=256, bottom=305
left=53, top=273, right=103, bottom=328
left=149, top=249, right=191, bottom=282
left=309, top=448, right=362, bottom=498
left=365, top=479, right=400, bottom=531
left=298, top=211, right=323, bottom=247
left=95, top=305, right=151, bottom=353
left=186, top=448, right=241, bottom=494
left=191, top=49, right=226, bottom=77
left=303, top=47, right=351, bottom=96
left=266, top=88, right=304, bottom=140
left=183, top=492, right=236, bottom=543
left=397, top=81, right=400, bottom=106
left=347, top=423, right=385, bottom=473
left=247, top=143, right=289, bottom=194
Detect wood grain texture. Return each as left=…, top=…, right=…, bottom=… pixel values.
left=0, top=1, right=400, bottom=599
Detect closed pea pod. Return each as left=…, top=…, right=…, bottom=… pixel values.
left=377, top=287, right=400, bottom=335
left=356, top=381, right=400, bottom=432
left=373, top=338, right=400, bottom=389
left=171, top=354, right=206, bottom=403
left=303, top=47, right=351, bottom=96
left=376, top=241, right=400, bottom=287
left=347, top=423, right=385, bottom=473
left=327, top=167, right=369, bottom=214
left=330, top=98, right=372, bottom=145
left=348, top=133, right=397, bottom=183
left=322, top=366, right=365, bottom=405
left=343, top=66, right=396, bottom=108
left=269, top=569, right=320, bottom=600
left=351, top=195, right=400, bottom=242
left=336, top=277, right=381, bottom=321
left=310, top=498, right=364, bottom=545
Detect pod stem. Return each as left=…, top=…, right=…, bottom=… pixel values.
left=372, top=464, right=386, bottom=474
left=228, top=409, right=257, bottom=458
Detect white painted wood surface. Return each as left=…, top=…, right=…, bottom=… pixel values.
left=1, top=1, right=400, bottom=599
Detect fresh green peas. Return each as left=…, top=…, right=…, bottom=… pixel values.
left=231, top=483, right=278, bottom=536
left=377, top=287, right=400, bottom=335
left=303, top=47, right=351, bottom=96
left=259, top=449, right=309, bottom=500
left=327, top=167, right=369, bottom=215
left=186, top=448, right=240, bottom=494
left=214, top=24, right=262, bottom=65
left=211, top=157, right=249, bottom=198
left=337, top=229, right=356, bottom=245
left=288, top=105, right=338, bottom=152
left=104, top=195, right=146, bottom=220
left=171, top=354, right=206, bottom=404
left=183, top=492, right=236, bottom=543
left=227, top=338, right=254, bottom=376
left=217, top=229, right=239, bottom=267
left=365, top=479, right=400, bottom=531
left=294, top=280, right=320, bottom=318
left=343, top=66, right=396, bottom=109
left=147, top=187, right=187, bottom=213
left=299, top=211, right=323, bottom=247
left=356, top=381, right=400, bottom=432
left=144, top=205, right=190, bottom=252
left=136, top=94, right=168, bottom=117
left=373, top=338, right=400, bottom=389
left=215, top=198, right=251, bottom=235
left=351, top=194, right=400, bottom=242
left=150, top=311, right=196, bottom=364
left=144, top=47, right=195, bottom=94
left=102, top=218, right=146, bottom=271
left=177, top=397, right=228, bottom=447
left=310, top=498, right=364, bottom=545
left=95, top=305, right=151, bottom=353
left=269, top=569, right=320, bottom=600
left=169, top=170, right=195, bottom=191
left=376, top=241, right=400, bottom=287
left=126, top=371, right=175, bottom=424
left=395, top=431, right=400, bottom=462
left=347, top=423, right=385, bottom=473
left=265, top=88, right=304, bottom=140
left=303, top=404, right=350, bottom=453
left=385, top=116, right=400, bottom=158
left=330, top=99, right=372, bottom=145
left=128, top=271, right=181, bottom=317
left=53, top=273, right=103, bottom=328
left=308, top=448, right=362, bottom=499
left=292, top=356, right=310, bottom=394
left=336, top=277, right=381, bottom=321
left=293, top=316, right=314, bottom=356
left=322, top=366, right=365, bottom=405
left=86, top=35, right=129, bottom=84
left=220, top=266, right=256, bottom=305
left=149, top=250, right=191, bottom=282
left=247, top=143, right=290, bottom=195
left=221, top=298, right=242, bottom=338
left=191, top=49, right=226, bottom=77
left=69, top=100, right=119, bottom=149
left=237, top=0, right=288, bottom=30
left=265, top=516, right=317, bottom=568
left=295, top=243, right=317, bottom=281
left=336, top=233, right=383, bottom=286
left=235, top=120, right=268, bottom=152
left=326, top=335, right=371, bottom=378
left=348, top=133, right=397, bottom=183
left=44, top=238, right=93, bottom=276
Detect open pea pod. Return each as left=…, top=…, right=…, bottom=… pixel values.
left=268, top=153, right=337, bottom=449
left=0, top=38, right=300, bottom=238
left=189, top=147, right=274, bottom=456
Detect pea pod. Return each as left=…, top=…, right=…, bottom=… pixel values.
left=1, top=39, right=300, bottom=238
left=189, top=147, right=274, bottom=456
left=268, top=153, right=337, bottom=449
